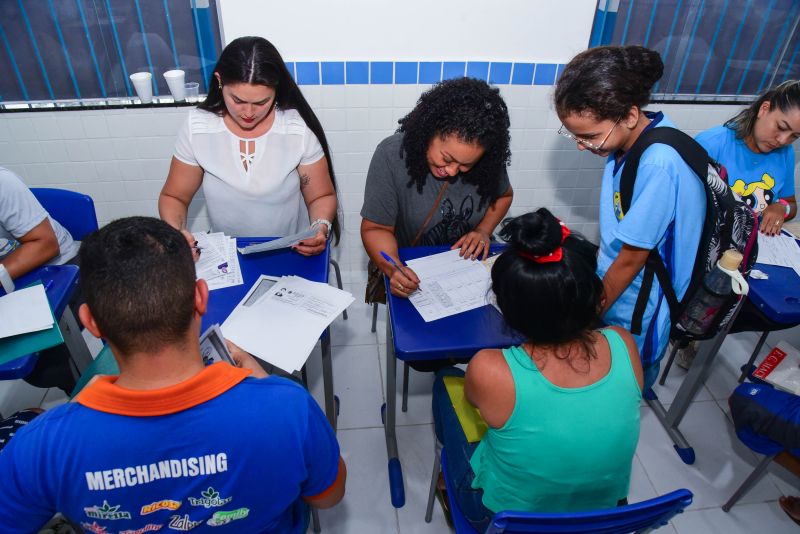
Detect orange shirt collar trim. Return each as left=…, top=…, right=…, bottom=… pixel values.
left=75, top=362, right=251, bottom=416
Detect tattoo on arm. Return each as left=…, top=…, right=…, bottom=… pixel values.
left=300, top=172, right=311, bottom=189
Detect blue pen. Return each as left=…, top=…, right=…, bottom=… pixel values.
left=380, top=251, right=421, bottom=293
left=44, top=280, right=54, bottom=292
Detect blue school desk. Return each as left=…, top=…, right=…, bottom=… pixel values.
left=0, top=265, right=92, bottom=378
left=383, top=245, right=525, bottom=508
left=200, top=238, right=337, bottom=430
left=648, top=242, right=800, bottom=464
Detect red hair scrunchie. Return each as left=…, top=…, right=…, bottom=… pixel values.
left=518, top=221, right=571, bottom=264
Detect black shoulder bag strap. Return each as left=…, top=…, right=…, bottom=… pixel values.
left=618, top=127, right=711, bottom=334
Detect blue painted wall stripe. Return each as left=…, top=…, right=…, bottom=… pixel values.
left=620, top=0, right=635, bottom=44
left=466, top=62, right=489, bottom=81
left=643, top=0, right=660, bottom=48
left=675, top=0, right=706, bottom=93
left=133, top=0, right=158, bottom=95
left=17, top=0, right=55, bottom=100
left=371, top=62, right=393, bottom=84
left=758, top=2, right=797, bottom=93
left=162, top=0, right=180, bottom=69
left=47, top=0, right=82, bottom=99
left=346, top=62, right=368, bottom=84
left=394, top=62, right=417, bottom=84
left=75, top=0, right=106, bottom=97
left=104, top=0, right=132, bottom=95
left=696, top=0, right=729, bottom=94
left=717, top=0, right=753, bottom=94
left=0, top=22, right=29, bottom=101
left=782, top=37, right=800, bottom=83
left=736, top=0, right=775, bottom=95
left=653, top=0, right=684, bottom=92
left=419, top=62, right=442, bottom=84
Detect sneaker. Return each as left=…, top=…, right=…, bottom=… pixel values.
left=674, top=341, right=698, bottom=370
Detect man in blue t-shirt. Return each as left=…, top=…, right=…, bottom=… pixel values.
left=0, top=217, right=346, bottom=533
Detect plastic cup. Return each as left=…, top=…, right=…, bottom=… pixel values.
left=129, top=72, right=153, bottom=104
left=184, top=82, right=200, bottom=103
left=163, top=69, right=186, bottom=101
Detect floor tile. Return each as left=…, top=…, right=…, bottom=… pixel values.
left=306, top=344, right=384, bottom=430
left=703, top=332, right=767, bottom=401
left=648, top=352, right=713, bottom=406
left=378, top=344, right=435, bottom=426
left=672, top=501, right=796, bottom=533
left=637, top=401, right=783, bottom=509
left=629, top=454, right=659, bottom=503
left=395, top=424, right=451, bottom=533
left=329, top=285, right=380, bottom=347
left=316, top=427, right=399, bottom=534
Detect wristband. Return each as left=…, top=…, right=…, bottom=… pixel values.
left=778, top=198, right=791, bottom=219
left=0, top=264, right=14, bottom=293
left=311, top=218, right=332, bottom=239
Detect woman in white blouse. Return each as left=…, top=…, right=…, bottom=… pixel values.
left=159, top=36, right=338, bottom=256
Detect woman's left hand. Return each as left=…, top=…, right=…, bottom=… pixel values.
left=452, top=230, right=491, bottom=260
left=760, top=203, right=785, bottom=236
left=293, top=226, right=328, bottom=256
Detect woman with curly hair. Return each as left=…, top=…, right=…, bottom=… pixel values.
left=360, top=77, right=513, bottom=299
left=159, top=36, right=338, bottom=256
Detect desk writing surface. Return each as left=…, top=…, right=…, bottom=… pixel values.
left=389, top=245, right=525, bottom=361
left=749, top=262, right=800, bottom=325
left=201, top=238, right=330, bottom=331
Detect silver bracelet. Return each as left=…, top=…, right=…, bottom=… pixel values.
left=311, top=218, right=333, bottom=239
left=0, top=264, right=15, bottom=293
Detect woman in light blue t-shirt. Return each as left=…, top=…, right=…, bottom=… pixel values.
left=696, top=81, right=799, bottom=236
left=552, top=45, right=706, bottom=388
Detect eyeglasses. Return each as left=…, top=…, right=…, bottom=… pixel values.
left=557, top=118, right=621, bottom=151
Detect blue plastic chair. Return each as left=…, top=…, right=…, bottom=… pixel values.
left=434, top=449, right=693, bottom=534
left=30, top=188, right=99, bottom=241
left=0, top=188, right=98, bottom=381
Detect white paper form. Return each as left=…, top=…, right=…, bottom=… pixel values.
left=195, top=233, right=243, bottom=291
left=406, top=249, right=492, bottom=322
left=222, top=276, right=354, bottom=372
left=237, top=228, right=317, bottom=255
left=0, top=284, right=53, bottom=339
left=205, top=237, right=243, bottom=291
left=756, top=232, right=800, bottom=276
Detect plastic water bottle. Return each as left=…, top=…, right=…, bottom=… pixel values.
left=677, top=250, right=744, bottom=336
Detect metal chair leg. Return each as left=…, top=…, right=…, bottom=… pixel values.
left=329, top=259, right=346, bottom=320
left=738, top=331, right=769, bottom=383
left=425, top=440, right=442, bottom=523
left=371, top=303, right=378, bottom=333
left=659, top=339, right=685, bottom=386
left=402, top=362, right=410, bottom=412
left=722, top=452, right=778, bottom=512
left=311, top=507, right=321, bottom=532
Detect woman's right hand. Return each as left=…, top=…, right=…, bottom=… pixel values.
left=388, top=266, right=420, bottom=299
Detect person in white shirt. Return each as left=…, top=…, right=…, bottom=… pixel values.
left=159, top=36, right=339, bottom=256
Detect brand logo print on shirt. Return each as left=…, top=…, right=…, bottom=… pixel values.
left=168, top=514, right=203, bottom=531
left=84, top=500, right=132, bottom=520
left=80, top=522, right=110, bottom=534
left=141, top=499, right=182, bottom=515
left=207, top=507, right=250, bottom=526
left=120, top=525, right=163, bottom=534
left=187, top=487, right=232, bottom=508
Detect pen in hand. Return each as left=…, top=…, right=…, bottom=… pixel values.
left=379, top=251, right=422, bottom=293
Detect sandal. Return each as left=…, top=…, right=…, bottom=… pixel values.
left=435, top=473, right=454, bottom=528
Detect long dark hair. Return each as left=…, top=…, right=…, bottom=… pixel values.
left=397, top=78, right=511, bottom=209
left=199, top=36, right=340, bottom=242
left=492, top=208, right=603, bottom=362
left=725, top=80, right=800, bottom=140
left=554, top=45, right=663, bottom=121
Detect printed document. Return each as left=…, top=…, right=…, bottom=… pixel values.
left=195, top=232, right=243, bottom=291
left=0, top=284, right=53, bottom=339
left=237, top=228, right=317, bottom=255
left=756, top=232, right=800, bottom=276
left=406, top=249, right=492, bottom=322
left=222, top=276, right=353, bottom=372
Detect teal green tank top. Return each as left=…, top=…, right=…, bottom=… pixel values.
left=469, top=328, right=641, bottom=513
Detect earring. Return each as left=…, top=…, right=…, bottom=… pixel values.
left=218, top=81, right=222, bottom=90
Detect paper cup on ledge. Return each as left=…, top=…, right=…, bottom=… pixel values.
left=163, top=69, right=186, bottom=101
left=129, top=72, right=153, bottom=104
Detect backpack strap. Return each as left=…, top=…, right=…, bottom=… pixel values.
left=618, top=127, right=710, bottom=334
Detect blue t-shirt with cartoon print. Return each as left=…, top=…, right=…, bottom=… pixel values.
left=599, top=113, right=706, bottom=377
left=696, top=125, right=796, bottom=213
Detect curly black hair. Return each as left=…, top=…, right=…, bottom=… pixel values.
left=397, top=78, right=511, bottom=209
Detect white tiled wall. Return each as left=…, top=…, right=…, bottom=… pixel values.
left=0, top=87, right=793, bottom=280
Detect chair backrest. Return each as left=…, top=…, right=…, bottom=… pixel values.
left=440, top=449, right=693, bottom=534
left=30, top=188, right=99, bottom=241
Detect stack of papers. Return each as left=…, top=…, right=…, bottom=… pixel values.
left=407, top=249, right=493, bottom=322
left=195, top=232, right=243, bottom=291
left=237, top=228, right=317, bottom=255
left=0, top=285, right=53, bottom=339
left=756, top=232, right=800, bottom=277
left=221, top=275, right=354, bottom=372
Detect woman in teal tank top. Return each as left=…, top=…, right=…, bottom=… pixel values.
left=432, top=208, right=643, bottom=531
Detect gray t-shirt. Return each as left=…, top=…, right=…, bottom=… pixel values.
left=360, top=133, right=510, bottom=247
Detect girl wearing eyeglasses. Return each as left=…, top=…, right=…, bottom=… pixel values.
left=553, top=45, right=706, bottom=388
left=696, top=81, right=799, bottom=236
